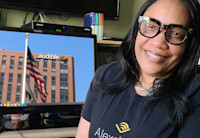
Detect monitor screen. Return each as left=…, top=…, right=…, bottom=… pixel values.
left=0, top=28, right=96, bottom=103
left=0, top=0, right=120, bottom=20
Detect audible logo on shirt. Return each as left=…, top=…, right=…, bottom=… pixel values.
left=116, top=122, right=130, bottom=133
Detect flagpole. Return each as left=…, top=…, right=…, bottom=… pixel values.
left=21, top=33, right=29, bottom=104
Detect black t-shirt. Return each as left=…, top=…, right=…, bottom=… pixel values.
left=81, top=61, right=200, bottom=138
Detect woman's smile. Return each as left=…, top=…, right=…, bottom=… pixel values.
left=145, top=50, right=166, bottom=62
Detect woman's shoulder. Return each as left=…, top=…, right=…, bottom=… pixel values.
left=95, top=61, right=122, bottom=74
left=185, top=73, right=200, bottom=106
left=94, top=61, right=125, bottom=84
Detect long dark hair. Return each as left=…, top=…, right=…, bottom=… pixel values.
left=120, top=0, right=200, bottom=129
left=95, top=0, right=200, bottom=130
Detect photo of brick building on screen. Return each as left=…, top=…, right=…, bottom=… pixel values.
left=0, top=49, right=75, bottom=104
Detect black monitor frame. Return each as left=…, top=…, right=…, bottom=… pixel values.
left=0, top=26, right=97, bottom=103
left=0, top=0, right=120, bottom=20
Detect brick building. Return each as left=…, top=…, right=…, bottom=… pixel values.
left=0, top=50, right=75, bottom=104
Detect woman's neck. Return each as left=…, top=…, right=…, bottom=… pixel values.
left=138, top=74, right=156, bottom=89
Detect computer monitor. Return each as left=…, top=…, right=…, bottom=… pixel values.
left=0, top=27, right=96, bottom=103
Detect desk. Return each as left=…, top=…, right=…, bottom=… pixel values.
left=0, top=102, right=84, bottom=114
left=0, top=127, right=77, bottom=138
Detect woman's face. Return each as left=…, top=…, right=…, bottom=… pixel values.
left=135, top=0, right=191, bottom=80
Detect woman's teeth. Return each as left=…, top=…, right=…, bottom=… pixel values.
left=146, top=51, right=164, bottom=59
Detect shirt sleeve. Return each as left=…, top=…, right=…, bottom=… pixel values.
left=178, top=105, right=200, bottom=138
left=80, top=61, right=121, bottom=122
left=80, top=63, right=107, bottom=122
left=80, top=80, right=96, bottom=122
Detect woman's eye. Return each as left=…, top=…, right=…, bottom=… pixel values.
left=170, top=31, right=183, bottom=38
left=146, top=23, right=157, bottom=31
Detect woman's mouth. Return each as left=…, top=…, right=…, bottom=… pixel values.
left=146, top=50, right=166, bottom=62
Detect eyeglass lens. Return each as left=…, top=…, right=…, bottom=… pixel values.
left=139, top=17, right=188, bottom=45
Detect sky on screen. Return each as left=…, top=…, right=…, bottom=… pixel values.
left=0, top=30, right=95, bottom=102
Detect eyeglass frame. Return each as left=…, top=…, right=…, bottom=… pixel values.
left=138, top=16, right=193, bottom=45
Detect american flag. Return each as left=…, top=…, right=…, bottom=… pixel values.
left=26, top=47, right=48, bottom=103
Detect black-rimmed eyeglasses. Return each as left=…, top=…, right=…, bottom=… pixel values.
left=138, top=16, right=193, bottom=45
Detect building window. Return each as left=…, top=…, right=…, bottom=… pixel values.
left=43, top=75, right=47, bottom=84
left=0, top=72, right=5, bottom=103
left=35, top=58, right=39, bottom=67
left=60, top=60, right=68, bottom=73
left=26, top=74, right=30, bottom=85
left=60, top=75, right=68, bottom=103
left=17, top=74, right=22, bottom=86
left=51, top=90, right=55, bottom=103
left=51, top=76, right=56, bottom=103
left=52, top=59, right=56, bottom=72
left=1, top=55, right=6, bottom=69
left=10, top=56, right=15, bottom=69
left=43, top=59, right=47, bottom=72
left=60, top=60, right=68, bottom=102
left=60, top=88, right=68, bottom=102
left=16, top=73, right=22, bottom=103
left=18, top=57, right=23, bottom=70
left=0, top=72, right=4, bottom=85
left=52, top=76, right=55, bottom=85
left=7, top=73, right=13, bottom=102
left=34, top=81, right=38, bottom=98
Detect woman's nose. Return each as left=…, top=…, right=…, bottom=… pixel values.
left=151, top=30, right=169, bottom=49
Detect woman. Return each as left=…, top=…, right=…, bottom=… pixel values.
left=76, top=0, right=200, bottom=137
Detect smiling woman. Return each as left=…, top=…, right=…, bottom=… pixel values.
left=134, top=0, right=190, bottom=92
left=76, top=0, right=200, bottom=138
